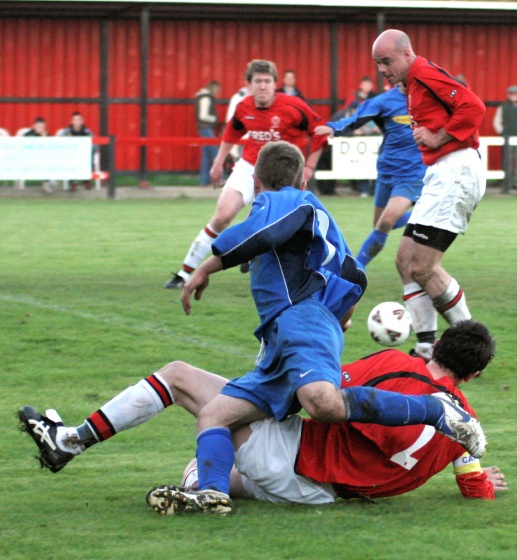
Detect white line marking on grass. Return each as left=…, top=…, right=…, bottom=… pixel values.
left=1, top=293, right=252, bottom=359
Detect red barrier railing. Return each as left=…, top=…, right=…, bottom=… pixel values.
left=92, top=137, right=112, bottom=146
left=116, top=136, right=236, bottom=146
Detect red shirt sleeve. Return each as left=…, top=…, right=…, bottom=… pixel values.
left=222, top=114, right=248, bottom=145
left=289, top=97, right=328, bottom=155
left=407, top=56, right=485, bottom=164
left=456, top=471, right=495, bottom=500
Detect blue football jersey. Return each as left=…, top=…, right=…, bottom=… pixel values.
left=328, top=87, right=426, bottom=180
left=212, top=187, right=366, bottom=340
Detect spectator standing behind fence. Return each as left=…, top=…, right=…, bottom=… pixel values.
left=493, top=85, right=517, bottom=190
left=348, top=75, right=376, bottom=107
left=195, top=81, right=221, bottom=186
left=56, top=112, right=94, bottom=191
left=23, top=117, right=52, bottom=193
left=276, top=70, right=305, bottom=100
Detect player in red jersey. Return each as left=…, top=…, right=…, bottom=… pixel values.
left=164, top=59, right=328, bottom=289
left=173, top=321, right=502, bottom=506
left=372, top=30, right=487, bottom=361
left=19, top=321, right=504, bottom=511
left=150, top=321, right=502, bottom=510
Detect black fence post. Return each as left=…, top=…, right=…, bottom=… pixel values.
left=107, top=135, right=116, bottom=199
left=502, top=136, right=512, bottom=194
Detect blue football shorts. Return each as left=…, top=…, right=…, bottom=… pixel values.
left=221, top=297, right=344, bottom=421
left=374, top=174, right=423, bottom=209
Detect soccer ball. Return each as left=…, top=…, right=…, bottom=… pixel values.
left=367, top=302, right=412, bottom=347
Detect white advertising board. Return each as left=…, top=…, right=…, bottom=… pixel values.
left=0, top=137, right=92, bottom=180
left=316, top=136, right=382, bottom=180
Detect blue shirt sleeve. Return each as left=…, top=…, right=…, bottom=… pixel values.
left=212, top=190, right=314, bottom=269
left=328, top=95, right=387, bottom=135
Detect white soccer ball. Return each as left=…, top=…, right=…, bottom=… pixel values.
left=367, top=301, right=412, bottom=347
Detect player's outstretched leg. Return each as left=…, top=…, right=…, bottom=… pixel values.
left=356, top=229, right=388, bottom=267
left=19, top=372, right=174, bottom=472
left=146, top=485, right=233, bottom=515
left=342, top=387, right=487, bottom=458
left=18, top=406, right=82, bottom=472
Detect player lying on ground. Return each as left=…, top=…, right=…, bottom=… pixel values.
left=19, top=321, right=502, bottom=515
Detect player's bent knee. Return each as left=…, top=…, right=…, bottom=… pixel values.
left=158, top=360, right=189, bottom=388
left=211, top=216, right=233, bottom=231
left=377, top=218, right=396, bottom=233
left=300, top=385, right=346, bottom=422
left=408, top=263, right=434, bottom=285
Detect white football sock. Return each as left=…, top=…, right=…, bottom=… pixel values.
left=413, top=343, right=434, bottom=361
left=182, top=224, right=220, bottom=271
left=403, top=282, right=438, bottom=335
left=432, top=278, right=471, bottom=325
left=182, top=466, right=199, bottom=489
left=86, top=373, right=173, bottom=439
left=177, top=269, right=191, bottom=282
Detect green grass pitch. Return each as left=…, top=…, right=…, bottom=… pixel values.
left=1, top=194, right=515, bottom=560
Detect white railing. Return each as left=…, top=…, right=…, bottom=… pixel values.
left=315, top=136, right=516, bottom=181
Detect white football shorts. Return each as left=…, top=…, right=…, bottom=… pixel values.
left=235, top=415, right=337, bottom=505
left=222, top=158, right=255, bottom=206
left=408, top=148, right=486, bottom=234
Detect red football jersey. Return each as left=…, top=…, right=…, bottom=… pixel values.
left=222, top=92, right=327, bottom=166
left=407, top=56, right=486, bottom=165
left=295, top=350, right=492, bottom=499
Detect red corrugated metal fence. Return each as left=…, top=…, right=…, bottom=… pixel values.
left=0, top=16, right=514, bottom=173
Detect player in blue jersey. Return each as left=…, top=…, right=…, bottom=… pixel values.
left=178, top=140, right=368, bottom=511
left=316, top=83, right=426, bottom=267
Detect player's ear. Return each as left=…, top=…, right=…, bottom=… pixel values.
left=300, top=179, right=308, bottom=191
left=253, top=174, right=262, bottom=195
left=464, top=371, right=481, bottom=383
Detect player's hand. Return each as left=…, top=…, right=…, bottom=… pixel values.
left=412, top=126, right=452, bottom=149
left=339, top=305, right=356, bottom=332
left=412, top=126, right=433, bottom=146
left=210, top=162, right=225, bottom=188
left=314, top=125, right=334, bottom=137
left=181, top=271, right=210, bottom=315
left=484, top=466, right=508, bottom=491
left=303, top=165, right=314, bottom=183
